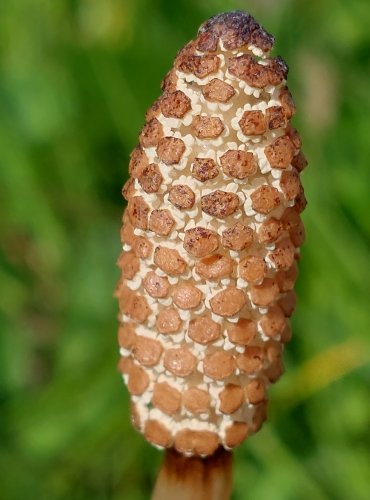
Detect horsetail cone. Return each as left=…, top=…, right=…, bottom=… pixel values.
left=116, top=11, right=307, bottom=457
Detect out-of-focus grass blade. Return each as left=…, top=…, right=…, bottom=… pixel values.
left=276, top=339, right=370, bottom=409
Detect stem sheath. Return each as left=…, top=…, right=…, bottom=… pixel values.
left=151, top=448, right=233, bottom=500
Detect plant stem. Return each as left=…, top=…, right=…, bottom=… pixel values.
left=151, top=448, right=233, bottom=500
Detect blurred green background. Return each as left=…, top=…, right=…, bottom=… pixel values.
left=1, top=0, right=369, bottom=498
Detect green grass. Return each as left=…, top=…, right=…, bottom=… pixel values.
left=0, top=0, right=369, bottom=498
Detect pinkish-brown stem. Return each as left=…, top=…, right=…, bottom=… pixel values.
left=151, top=448, right=233, bottom=500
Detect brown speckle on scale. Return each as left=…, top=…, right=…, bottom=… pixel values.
left=202, top=78, right=235, bottom=102
left=192, top=115, right=225, bottom=139
left=239, top=110, right=266, bottom=136
left=149, top=209, right=175, bottom=236
left=183, top=227, right=219, bottom=258
left=169, top=185, right=195, bottom=209
left=201, top=190, right=240, bottom=218
left=143, top=271, right=170, bottom=298
left=192, top=157, right=219, bottom=182
left=161, top=90, right=191, bottom=118
left=138, top=163, right=163, bottom=193
left=139, top=118, right=163, bottom=148
left=116, top=10, right=307, bottom=457
left=222, top=222, right=254, bottom=251
left=220, top=150, right=257, bottom=180
left=156, top=137, right=185, bottom=165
